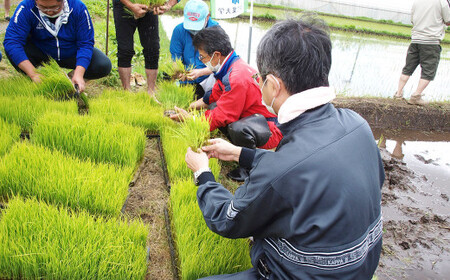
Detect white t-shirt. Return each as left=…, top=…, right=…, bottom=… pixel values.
left=411, top=0, right=450, bottom=44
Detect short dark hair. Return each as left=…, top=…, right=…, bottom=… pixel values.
left=257, top=18, right=332, bottom=94
left=193, top=26, right=233, bottom=57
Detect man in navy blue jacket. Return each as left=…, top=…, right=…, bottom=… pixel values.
left=4, top=0, right=111, bottom=92
left=170, top=0, right=218, bottom=99
left=185, top=19, right=384, bottom=279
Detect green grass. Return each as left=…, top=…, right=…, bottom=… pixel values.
left=89, top=89, right=173, bottom=133
left=161, top=120, right=220, bottom=182
left=31, top=112, right=146, bottom=167
left=156, top=81, right=195, bottom=110
left=0, top=60, right=75, bottom=100
left=0, top=95, right=78, bottom=132
left=0, top=142, right=133, bottom=216
left=0, top=119, right=21, bottom=157
left=170, top=179, right=252, bottom=279
left=0, top=197, right=148, bottom=280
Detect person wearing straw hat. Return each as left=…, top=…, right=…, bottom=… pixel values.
left=170, top=0, right=219, bottom=99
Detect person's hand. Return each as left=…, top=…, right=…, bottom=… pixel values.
left=169, top=106, right=191, bottom=122
left=186, top=69, right=204, bottom=81
left=153, top=2, right=173, bottom=15
left=177, top=73, right=187, bottom=81
left=185, top=147, right=209, bottom=172
left=30, top=73, right=42, bottom=83
left=72, top=74, right=85, bottom=93
left=130, top=3, right=149, bottom=19
left=189, top=99, right=207, bottom=110
left=202, top=138, right=242, bottom=162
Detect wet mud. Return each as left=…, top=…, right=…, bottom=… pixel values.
left=376, top=149, right=450, bottom=280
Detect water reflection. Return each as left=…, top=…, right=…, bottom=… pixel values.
left=372, top=129, right=450, bottom=193
left=161, top=15, right=450, bottom=101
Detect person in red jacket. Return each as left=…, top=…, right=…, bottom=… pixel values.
left=170, top=26, right=282, bottom=181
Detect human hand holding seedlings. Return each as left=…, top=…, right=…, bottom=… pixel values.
left=202, top=138, right=242, bottom=162
left=72, top=66, right=86, bottom=92
left=189, top=99, right=207, bottom=110
left=186, top=68, right=211, bottom=81
left=185, top=147, right=209, bottom=172
left=130, top=3, right=149, bottom=19
left=153, top=0, right=177, bottom=15
left=169, top=106, right=191, bottom=122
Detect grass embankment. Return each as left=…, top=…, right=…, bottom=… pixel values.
left=0, top=119, right=20, bottom=156
left=0, top=197, right=148, bottom=280
left=0, top=143, right=133, bottom=216
left=32, top=112, right=146, bottom=167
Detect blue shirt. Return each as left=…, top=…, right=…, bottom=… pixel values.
left=169, top=18, right=218, bottom=84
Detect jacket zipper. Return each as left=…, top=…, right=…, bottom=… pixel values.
left=55, top=36, right=60, bottom=61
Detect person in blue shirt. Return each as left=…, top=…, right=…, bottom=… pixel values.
left=3, top=0, right=112, bottom=93
left=170, top=0, right=218, bottom=99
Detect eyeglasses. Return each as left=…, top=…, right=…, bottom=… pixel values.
left=198, top=54, right=206, bottom=61
left=36, top=4, right=62, bottom=13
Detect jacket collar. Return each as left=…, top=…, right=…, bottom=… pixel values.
left=214, top=51, right=239, bottom=81
left=277, top=103, right=337, bottom=136
left=31, top=0, right=72, bottom=37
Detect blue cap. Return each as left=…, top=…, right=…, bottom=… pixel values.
left=183, top=0, right=209, bottom=31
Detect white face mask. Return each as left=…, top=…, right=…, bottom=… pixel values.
left=205, top=52, right=221, bottom=73
left=39, top=9, right=64, bottom=18
left=260, top=74, right=278, bottom=115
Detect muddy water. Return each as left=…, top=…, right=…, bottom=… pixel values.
left=161, top=15, right=450, bottom=101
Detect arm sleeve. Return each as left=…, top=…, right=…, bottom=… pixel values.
left=442, top=0, right=450, bottom=24
left=197, top=150, right=287, bottom=239
left=3, top=5, right=32, bottom=66
left=204, top=80, right=247, bottom=131
left=75, top=5, right=95, bottom=69
left=170, top=25, right=184, bottom=61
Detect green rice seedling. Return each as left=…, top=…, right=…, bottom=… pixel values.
left=35, top=60, right=75, bottom=100
left=174, top=113, right=210, bottom=150
left=0, top=197, right=148, bottom=279
left=156, top=81, right=195, bottom=110
left=170, top=179, right=252, bottom=279
left=124, top=0, right=166, bottom=17
left=161, top=123, right=220, bottom=182
left=0, top=76, right=36, bottom=97
left=0, top=95, right=78, bottom=132
left=0, top=119, right=21, bottom=156
left=0, top=143, right=133, bottom=216
left=89, top=89, right=173, bottom=133
left=32, top=112, right=146, bottom=167
left=159, top=58, right=192, bottom=80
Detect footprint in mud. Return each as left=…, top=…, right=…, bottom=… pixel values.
left=414, top=154, right=439, bottom=166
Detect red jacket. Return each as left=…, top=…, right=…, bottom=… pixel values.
left=203, top=53, right=282, bottom=149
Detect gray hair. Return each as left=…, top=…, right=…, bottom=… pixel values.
left=257, top=18, right=332, bottom=94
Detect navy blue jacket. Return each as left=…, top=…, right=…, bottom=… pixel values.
left=197, top=103, right=384, bottom=279
left=4, top=0, right=94, bottom=69
left=169, top=18, right=218, bottom=84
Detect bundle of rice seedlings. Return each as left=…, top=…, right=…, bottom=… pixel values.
left=0, top=197, right=148, bottom=279
left=161, top=121, right=220, bottom=182
left=89, top=89, right=172, bottom=133
left=170, top=179, right=252, bottom=279
left=35, top=60, right=75, bottom=100
left=0, top=95, right=77, bottom=132
left=0, top=143, right=133, bottom=215
left=32, top=112, right=146, bottom=167
left=124, top=0, right=166, bottom=17
left=156, top=81, right=195, bottom=110
left=0, top=119, right=21, bottom=156
left=159, top=58, right=192, bottom=80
